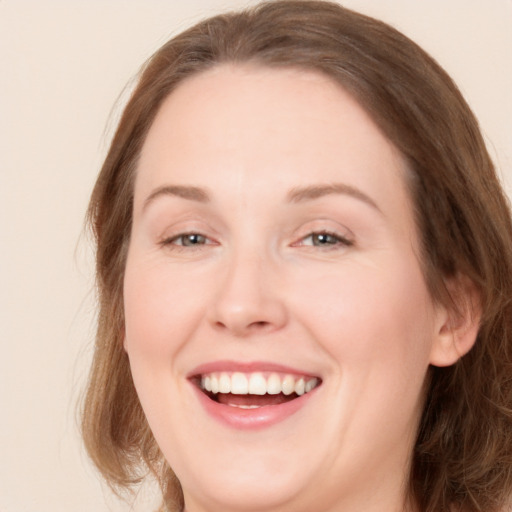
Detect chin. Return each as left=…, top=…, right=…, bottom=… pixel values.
left=182, top=471, right=308, bottom=512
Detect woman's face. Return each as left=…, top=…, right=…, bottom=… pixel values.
left=124, top=66, right=447, bottom=512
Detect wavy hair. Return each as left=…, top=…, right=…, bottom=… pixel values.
left=82, top=2, right=512, bottom=511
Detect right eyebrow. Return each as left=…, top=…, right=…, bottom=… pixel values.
left=142, top=185, right=210, bottom=212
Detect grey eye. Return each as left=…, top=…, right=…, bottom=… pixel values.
left=179, top=234, right=207, bottom=246
left=311, top=233, right=339, bottom=246
left=298, top=231, right=353, bottom=249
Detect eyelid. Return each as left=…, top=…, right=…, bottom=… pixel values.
left=164, top=232, right=209, bottom=243
left=290, top=218, right=355, bottom=246
left=155, top=216, right=221, bottom=245
left=293, top=230, right=354, bottom=248
left=159, top=230, right=219, bottom=249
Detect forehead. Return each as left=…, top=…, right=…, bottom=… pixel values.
left=140, top=64, right=396, bottom=161
left=135, top=64, right=411, bottom=220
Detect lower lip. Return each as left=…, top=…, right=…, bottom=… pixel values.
left=191, top=384, right=318, bottom=430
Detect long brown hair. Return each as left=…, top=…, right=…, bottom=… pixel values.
left=82, top=2, right=512, bottom=511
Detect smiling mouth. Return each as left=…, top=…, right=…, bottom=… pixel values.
left=194, top=371, right=321, bottom=409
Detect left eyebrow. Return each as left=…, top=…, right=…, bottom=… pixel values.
left=287, top=183, right=382, bottom=214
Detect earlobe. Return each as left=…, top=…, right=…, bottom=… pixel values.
left=429, top=275, right=482, bottom=367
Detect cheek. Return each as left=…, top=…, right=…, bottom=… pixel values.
left=290, top=255, right=436, bottom=372
left=292, top=256, right=436, bottom=449
left=123, top=257, right=209, bottom=360
left=122, top=257, right=207, bottom=432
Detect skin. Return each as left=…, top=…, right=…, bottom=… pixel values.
left=123, top=65, right=474, bottom=512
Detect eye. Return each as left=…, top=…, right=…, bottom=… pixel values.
left=161, top=232, right=212, bottom=247
left=298, top=231, right=353, bottom=248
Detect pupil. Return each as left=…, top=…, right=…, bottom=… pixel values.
left=185, top=234, right=203, bottom=245
left=315, top=233, right=333, bottom=245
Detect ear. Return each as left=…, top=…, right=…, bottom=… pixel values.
left=429, top=275, right=482, bottom=367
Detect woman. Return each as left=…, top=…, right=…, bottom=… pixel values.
left=81, top=1, right=512, bottom=511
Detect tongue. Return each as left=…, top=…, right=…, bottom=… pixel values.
left=216, top=393, right=297, bottom=407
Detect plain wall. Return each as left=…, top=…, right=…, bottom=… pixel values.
left=1, top=1, right=511, bottom=511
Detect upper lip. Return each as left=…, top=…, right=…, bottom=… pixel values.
left=187, top=360, right=321, bottom=379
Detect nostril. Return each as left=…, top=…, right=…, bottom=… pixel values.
left=248, top=320, right=273, bottom=331
left=214, top=320, right=269, bottom=328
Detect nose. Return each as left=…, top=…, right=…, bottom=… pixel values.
left=207, top=250, right=288, bottom=337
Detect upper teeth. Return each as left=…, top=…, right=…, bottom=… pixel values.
left=200, top=372, right=319, bottom=396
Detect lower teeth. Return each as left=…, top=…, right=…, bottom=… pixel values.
left=227, top=404, right=261, bottom=409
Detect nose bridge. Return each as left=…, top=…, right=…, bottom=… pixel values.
left=208, top=242, right=287, bottom=336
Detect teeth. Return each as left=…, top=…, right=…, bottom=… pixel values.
left=228, top=404, right=260, bottom=409
left=219, top=373, right=231, bottom=393
left=210, top=375, right=219, bottom=393
left=267, top=373, right=281, bottom=395
left=294, top=378, right=305, bottom=396
left=200, top=372, right=319, bottom=396
left=305, top=378, right=318, bottom=393
left=231, top=372, right=249, bottom=394
left=282, top=375, right=295, bottom=395
left=248, top=373, right=267, bottom=395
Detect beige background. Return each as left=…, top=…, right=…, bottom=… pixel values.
left=1, top=1, right=511, bottom=511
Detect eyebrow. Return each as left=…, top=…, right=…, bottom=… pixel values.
left=287, top=183, right=382, bottom=213
left=143, top=185, right=210, bottom=211
left=142, top=182, right=381, bottom=214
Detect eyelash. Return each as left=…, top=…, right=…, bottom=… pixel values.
left=160, top=232, right=214, bottom=248
left=160, top=230, right=353, bottom=250
left=296, top=231, right=353, bottom=249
